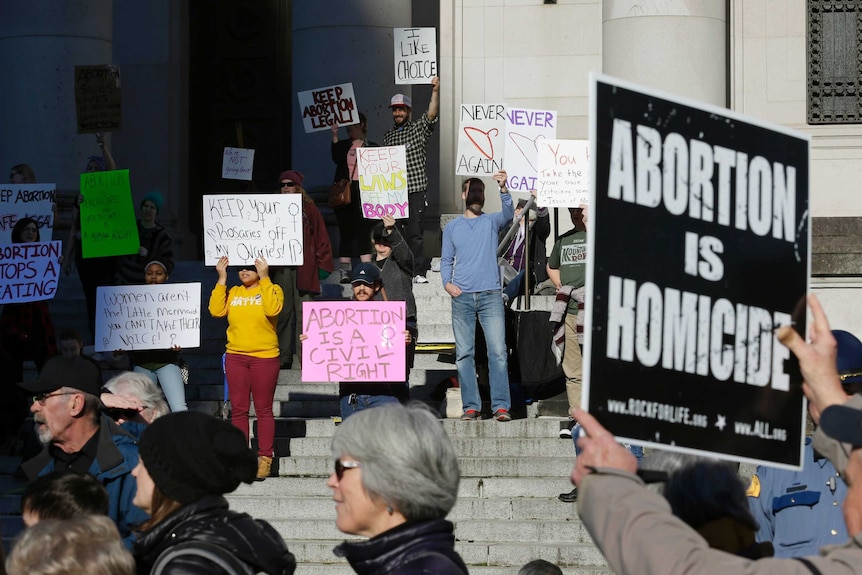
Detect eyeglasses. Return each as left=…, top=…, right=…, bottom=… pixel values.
left=33, top=391, right=74, bottom=405
left=334, top=459, right=361, bottom=480
left=280, top=181, right=296, bottom=188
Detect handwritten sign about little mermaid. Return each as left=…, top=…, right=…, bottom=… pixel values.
left=297, top=83, right=358, bottom=133
left=0, top=184, right=56, bottom=243
left=302, top=301, right=406, bottom=382
left=222, top=147, right=255, bottom=181
left=0, top=241, right=62, bottom=303
left=79, top=170, right=139, bottom=258
left=456, top=104, right=506, bottom=176
left=94, top=283, right=201, bottom=352
left=202, top=194, right=303, bottom=266
left=357, top=146, right=409, bottom=220
left=394, top=27, right=437, bottom=84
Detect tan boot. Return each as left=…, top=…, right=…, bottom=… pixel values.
left=256, top=456, right=273, bottom=480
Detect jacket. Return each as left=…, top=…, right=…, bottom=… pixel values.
left=134, top=494, right=296, bottom=575
left=578, top=467, right=862, bottom=575
left=116, top=220, right=174, bottom=285
left=296, top=201, right=334, bottom=295
left=333, top=518, right=468, bottom=575
left=21, top=414, right=149, bottom=548
left=499, top=206, right=551, bottom=287
left=375, top=225, right=416, bottom=319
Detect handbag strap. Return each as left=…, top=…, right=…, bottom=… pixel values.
left=348, top=145, right=359, bottom=180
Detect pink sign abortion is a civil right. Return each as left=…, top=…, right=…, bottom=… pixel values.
left=301, top=300, right=406, bottom=382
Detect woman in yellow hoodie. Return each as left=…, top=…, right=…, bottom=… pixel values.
left=208, top=255, right=283, bottom=480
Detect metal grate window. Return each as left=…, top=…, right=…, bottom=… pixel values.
left=808, top=0, right=862, bottom=124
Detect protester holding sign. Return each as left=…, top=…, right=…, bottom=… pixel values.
left=116, top=259, right=187, bottom=413
left=383, top=77, right=440, bottom=284
left=331, top=113, right=378, bottom=283
left=441, top=172, right=513, bottom=422
left=115, top=191, right=174, bottom=286
left=0, top=218, right=58, bottom=455
left=208, top=255, right=283, bottom=480
left=500, top=191, right=550, bottom=303
left=65, top=133, right=119, bottom=339
left=269, top=169, right=334, bottom=370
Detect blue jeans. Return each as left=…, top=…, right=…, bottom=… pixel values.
left=451, top=290, right=511, bottom=413
left=572, top=423, right=643, bottom=462
left=340, top=393, right=399, bottom=420
left=134, top=364, right=188, bottom=412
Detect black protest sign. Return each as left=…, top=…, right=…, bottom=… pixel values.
left=585, top=75, right=809, bottom=469
left=75, top=65, right=122, bottom=134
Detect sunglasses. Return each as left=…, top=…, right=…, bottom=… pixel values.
left=104, top=407, right=142, bottom=421
left=237, top=266, right=256, bottom=272
left=334, top=459, right=361, bottom=480
left=280, top=181, right=296, bottom=188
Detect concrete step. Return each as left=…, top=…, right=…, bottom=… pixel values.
left=278, top=455, right=573, bottom=479
left=292, top=417, right=566, bottom=439
left=289, top=436, right=573, bottom=458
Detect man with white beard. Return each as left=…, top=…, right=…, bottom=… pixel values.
left=18, top=355, right=147, bottom=548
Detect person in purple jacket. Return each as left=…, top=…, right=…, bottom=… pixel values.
left=440, top=170, right=514, bottom=422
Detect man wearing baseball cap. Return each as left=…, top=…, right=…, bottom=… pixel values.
left=18, top=355, right=147, bottom=547
left=383, top=76, right=440, bottom=284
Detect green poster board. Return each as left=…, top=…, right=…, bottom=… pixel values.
left=80, top=170, right=139, bottom=258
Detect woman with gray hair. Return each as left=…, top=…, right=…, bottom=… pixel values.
left=327, top=403, right=468, bottom=574
left=101, top=371, right=170, bottom=432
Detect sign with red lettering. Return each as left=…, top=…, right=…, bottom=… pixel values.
left=456, top=104, right=506, bottom=176
left=537, top=139, right=590, bottom=207
left=302, top=301, right=407, bottom=382
left=297, top=83, right=358, bottom=133
left=394, top=27, right=437, bottom=85
left=357, top=146, right=409, bottom=220
left=504, top=108, right=557, bottom=193
left=0, top=241, right=61, bottom=303
left=0, top=184, right=56, bottom=244
left=585, top=74, right=810, bottom=469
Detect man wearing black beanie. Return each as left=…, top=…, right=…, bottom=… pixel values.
left=132, top=411, right=296, bottom=574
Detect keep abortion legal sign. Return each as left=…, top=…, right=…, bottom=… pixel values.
left=583, top=74, right=810, bottom=469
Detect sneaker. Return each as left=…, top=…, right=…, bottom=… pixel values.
left=559, top=419, right=575, bottom=439
left=339, top=269, right=351, bottom=284
left=413, top=274, right=429, bottom=284
left=558, top=487, right=578, bottom=503
left=460, top=409, right=480, bottom=421
left=256, top=456, right=273, bottom=481
left=494, top=409, right=512, bottom=422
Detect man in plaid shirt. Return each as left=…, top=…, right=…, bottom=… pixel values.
left=383, top=76, right=440, bottom=284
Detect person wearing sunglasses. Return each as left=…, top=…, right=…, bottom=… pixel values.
left=327, top=403, right=468, bottom=574
left=209, top=255, right=283, bottom=480
left=18, top=354, right=148, bottom=548
left=269, top=169, right=334, bottom=370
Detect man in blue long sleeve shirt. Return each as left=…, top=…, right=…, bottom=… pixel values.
left=441, top=171, right=514, bottom=421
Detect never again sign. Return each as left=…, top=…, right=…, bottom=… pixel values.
left=584, top=74, right=810, bottom=469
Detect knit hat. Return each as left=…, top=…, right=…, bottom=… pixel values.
left=278, top=170, right=304, bottom=188
left=141, top=191, right=164, bottom=212
left=138, top=411, right=257, bottom=504
left=144, top=259, right=169, bottom=277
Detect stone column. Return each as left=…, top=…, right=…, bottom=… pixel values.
left=603, top=0, right=727, bottom=107
left=0, top=0, right=113, bottom=194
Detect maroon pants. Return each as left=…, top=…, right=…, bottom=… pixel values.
left=224, top=353, right=279, bottom=457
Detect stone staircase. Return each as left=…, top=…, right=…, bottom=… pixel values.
left=0, top=259, right=605, bottom=574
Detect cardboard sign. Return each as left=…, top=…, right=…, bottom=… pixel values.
left=584, top=74, right=810, bottom=469
left=0, top=184, right=56, bottom=244
left=456, top=104, right=506, bottom=176
left=74, top=65, right=121, bottom=134
left=222, top=147, right=255, bottom=181
left=504, top=108, right=557, bottom=192
left=394, top=27, right=437, bottom=84
left=0, top=241, right=61, bottom=303
left=537, top=139, right=590, bottom=207
left=95, top=283, right=201, bottom=352
left=357, top=146, right=409, bottom=219
left=302, top=301, right=406, bottom=382
left=202, top=194, right=303, bottom=266
left=79, top=170, right=139, bottom=258
left=297, top=83, right=358, bottom=133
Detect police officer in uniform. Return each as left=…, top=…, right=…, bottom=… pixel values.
left=746, top=329, right=862, bottom=557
